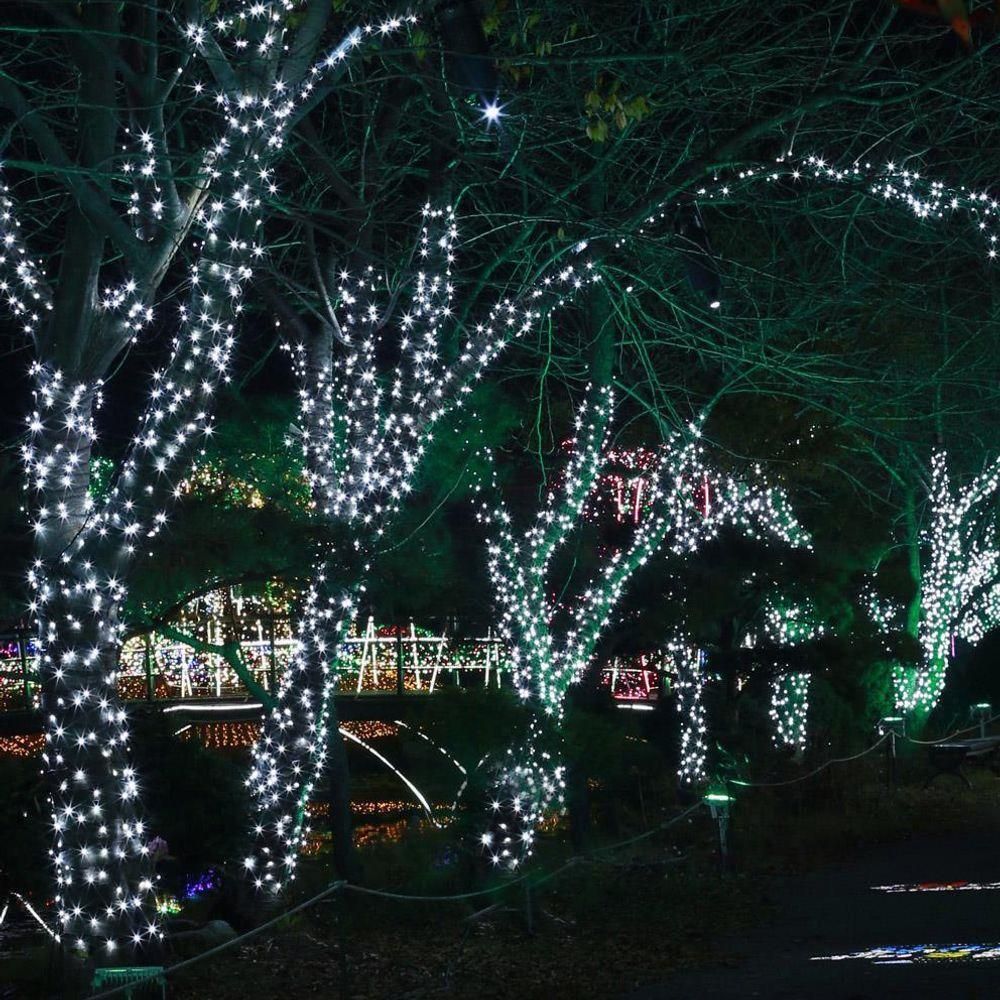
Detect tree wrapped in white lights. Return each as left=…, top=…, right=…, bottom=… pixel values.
left=476, top=391, right=810, bottom=866
left=897, top=450, right=1000, bottom=711
left=244, top=204, right=601, bottom=892
left=761, top=595, right=825, bottom=750
left=4, top=1, right=413, bottom=958
left=674, top=642, right=709, bottom=786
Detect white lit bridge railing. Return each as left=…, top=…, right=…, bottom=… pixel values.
left=0, top=619, right=669, bottom=709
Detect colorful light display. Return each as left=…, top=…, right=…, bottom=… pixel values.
left=873, top=880, right=1000, bottom=893
left=0, top=734, right=45, bottom=759
left=814, top=943, right=1000, bottom=964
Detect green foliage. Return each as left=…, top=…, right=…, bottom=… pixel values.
left=88, top=455, right=115, bottom=504
left=128, top=392, right=320, bottom=618
left=414, top=686, right=528, bottom=774
left=563, top=702, right=661, bottom=788
left=131, top=716, right=249, bottom=871
left=0, top=756, right=47, bottom=897
left=366, top=383, right=522, bottom=616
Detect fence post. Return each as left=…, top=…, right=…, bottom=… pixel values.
left=144, top=632, right=155, bottom=701
left=879, top=716, right=905, bottom=793
left=18, top=624, right=30, bottom=709
left=396, top=629, right=404, bottom=697
left=268, top=613, right=278, bottom=694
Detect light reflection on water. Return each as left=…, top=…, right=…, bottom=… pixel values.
left=872, top=880, right=1000, bottom=893
left=813, top=943, right=1000, bottom=964
left=303, top=799, right=452, bottom=854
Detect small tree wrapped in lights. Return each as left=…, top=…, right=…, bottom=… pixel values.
left=908, top=450, right=1000, bottom=711
left=475, top=390, right=810, bottom=866
left=866, top=451, right=1000, bottom=713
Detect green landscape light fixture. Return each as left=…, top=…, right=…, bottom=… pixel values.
left=878, top=716, right=906, bottom=737
left=703, top=791, right=732, bottom=868
left=971, top=702, right=993, bottom=738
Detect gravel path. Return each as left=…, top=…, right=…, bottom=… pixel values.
left=628, top=830, right=1000, bottom=999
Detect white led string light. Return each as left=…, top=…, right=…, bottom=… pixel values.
left=240, top=127, right=1000, bottom=886
left=245, top=204, right=602, bottom=894
left=862, top=452, right=1000, bottom=712
left=643, top=153, right=1000, bottom=267
left=906, top=450, right=1000, bottom=711
left=4, top=3, right=416, bottom=957
left=476, top=394, right=810, bottom=865
left=7, top=4, right=996, bottom=933
left=674, top=642, right=709, bottom=785
left=240, top=123, right=1000, bottom=886
left=762, top=597, right=824, bottom=750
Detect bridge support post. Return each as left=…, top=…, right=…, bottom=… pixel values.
left=268, top=613, right=278, bottom=694
left=396, top=631, right=404, bottom=696
left=144, top=633, right=155, bottom=701
left=18, top=624, right=30, bottom=709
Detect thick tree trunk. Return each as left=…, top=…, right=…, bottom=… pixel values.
left=326, top=724, right=363, bottom=882
left=30, top=372, right=153, bottom=960
left=903, top=484, right=922, bottom=643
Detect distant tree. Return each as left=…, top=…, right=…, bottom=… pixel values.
left=475, top=387, right=809, bottom=865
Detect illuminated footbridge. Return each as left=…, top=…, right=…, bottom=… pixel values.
left=0, top=615, right=669, bottom=745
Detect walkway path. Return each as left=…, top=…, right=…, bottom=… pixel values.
left=630, top=830, right=1000, bottom=999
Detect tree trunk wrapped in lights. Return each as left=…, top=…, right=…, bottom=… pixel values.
left=901, top=450, right=1000, bottom=711
left=5, top=1, right=414, bottom=960
left=761, top=596, right=825, bottom=751
left=475, top=390, right=810, bottom=867
left=864, top=451, right=1000, bottom=713
left=245, top=204, right=602, bottom=893
left=674, top=644, right=709, bottom=786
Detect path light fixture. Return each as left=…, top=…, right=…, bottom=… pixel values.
left=971, top=702, right=992, bottom=739
left=704, top=790, right=733, bottom=869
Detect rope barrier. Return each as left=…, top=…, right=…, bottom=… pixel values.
left=728, top=709, right=1000, bottom=790
left=84, top=800, right=704, bottom=998
left=730, top=732, right=890, bottom=789
left=61, top=712, right=1000, bottom=996
left=902, top=710, right=1000, bottom=746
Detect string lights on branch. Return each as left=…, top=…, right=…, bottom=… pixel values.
left=760, top=596, right=824, bottom=750
left=476, top=391, right=810, bottom=865
left=674, top=643, right=709, bottom=785
left=644, top=153, right=1000, bottom=278
left=3, top=2, right=416, bottom=957
left=909, top=451, right=1000, bottom=711
left=863, top=452, right=1000, bottom=713
left=245, top=203, right=602, bottom=894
